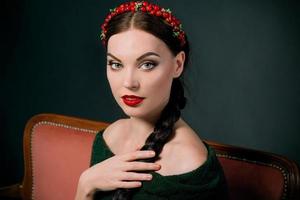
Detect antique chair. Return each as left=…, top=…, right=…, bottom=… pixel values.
left=0, top=113, right=299, bottom=200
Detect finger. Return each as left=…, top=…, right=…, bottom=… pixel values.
left=124, top=161, right=161, bottom=171
left=121, top=172, right=152, bottom=181
left=117, top=181, right=142, bottom=189
left=121, top=150, right=156, bottom=162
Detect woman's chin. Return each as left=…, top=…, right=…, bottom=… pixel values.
left=122, top=107, right=147, bottom=118
left=117, top=100, right=166, bottom=121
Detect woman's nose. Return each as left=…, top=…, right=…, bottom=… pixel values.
left=123, top=68, right=140, bottom=90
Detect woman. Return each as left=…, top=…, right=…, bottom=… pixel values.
left=75, top=1, right=228, bottom=199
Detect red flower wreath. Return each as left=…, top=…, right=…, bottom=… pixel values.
left=100, top=1, right=186, bottom=47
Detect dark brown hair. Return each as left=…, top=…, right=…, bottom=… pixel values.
left=102, top=7, right=190, bottom=200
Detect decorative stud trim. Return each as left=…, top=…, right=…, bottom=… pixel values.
left=30, top=121, right=98, bottom=199
left=216, top=153, right=288, bottom=199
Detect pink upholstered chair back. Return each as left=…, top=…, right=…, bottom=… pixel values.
left=22, top=114, right=109, bottom=200
left=208, top=141, right=300, bottom=200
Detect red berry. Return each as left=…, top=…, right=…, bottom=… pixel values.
left=146, top=5, right=152, bottom=11
left=130, top=5, right=135, bottom=11
left=155, top=10, right=162, bottom=16
left=141, top=7, right=146, bottom=12
left=142, top=2, right=148, bottom=6
left=154, top=5, right=160, bottom=11
left=163, top=12, right=169, bottom=18
left=150, top=10, right=155, bottom=15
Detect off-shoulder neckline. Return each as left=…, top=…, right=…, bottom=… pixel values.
left=95, top=129, right=215, bottom=180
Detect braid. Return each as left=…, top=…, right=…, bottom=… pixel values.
left=112, top=79, right=186, bottom=200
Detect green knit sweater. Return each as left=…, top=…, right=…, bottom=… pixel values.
left=91, top=130, right=228, bottom=200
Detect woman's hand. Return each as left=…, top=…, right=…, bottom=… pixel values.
left=75, top=150, right=160, bottom=200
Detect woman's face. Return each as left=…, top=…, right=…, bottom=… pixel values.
left=106, top=28, right=185, bottom=122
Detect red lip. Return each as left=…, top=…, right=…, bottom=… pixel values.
left=121, top=95, right=145, bottom=106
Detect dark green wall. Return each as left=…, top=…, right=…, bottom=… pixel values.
left=1, top=0, right=299, bottom=187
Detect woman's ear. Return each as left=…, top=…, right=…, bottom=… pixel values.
left=173, top=51, right=185, bottom=78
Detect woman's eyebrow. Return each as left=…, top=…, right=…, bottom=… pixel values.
left=107, top=53, right=121, bottom=62
left=136, top=52, right=160, bottom=61
left=106, top=52, right=160, bottom=62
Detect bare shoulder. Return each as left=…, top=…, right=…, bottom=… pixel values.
left=157, top=119, right=208, bottom=176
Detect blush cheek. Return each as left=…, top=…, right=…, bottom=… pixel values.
left=145, top=72, right=173, bottom=109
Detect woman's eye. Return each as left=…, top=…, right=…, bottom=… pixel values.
left=108, top=61, right=122, bottom=70
left=140, top=61, right=157, bottom=70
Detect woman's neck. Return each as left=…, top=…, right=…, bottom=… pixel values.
left=126, top=117, right=156, bottom=148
